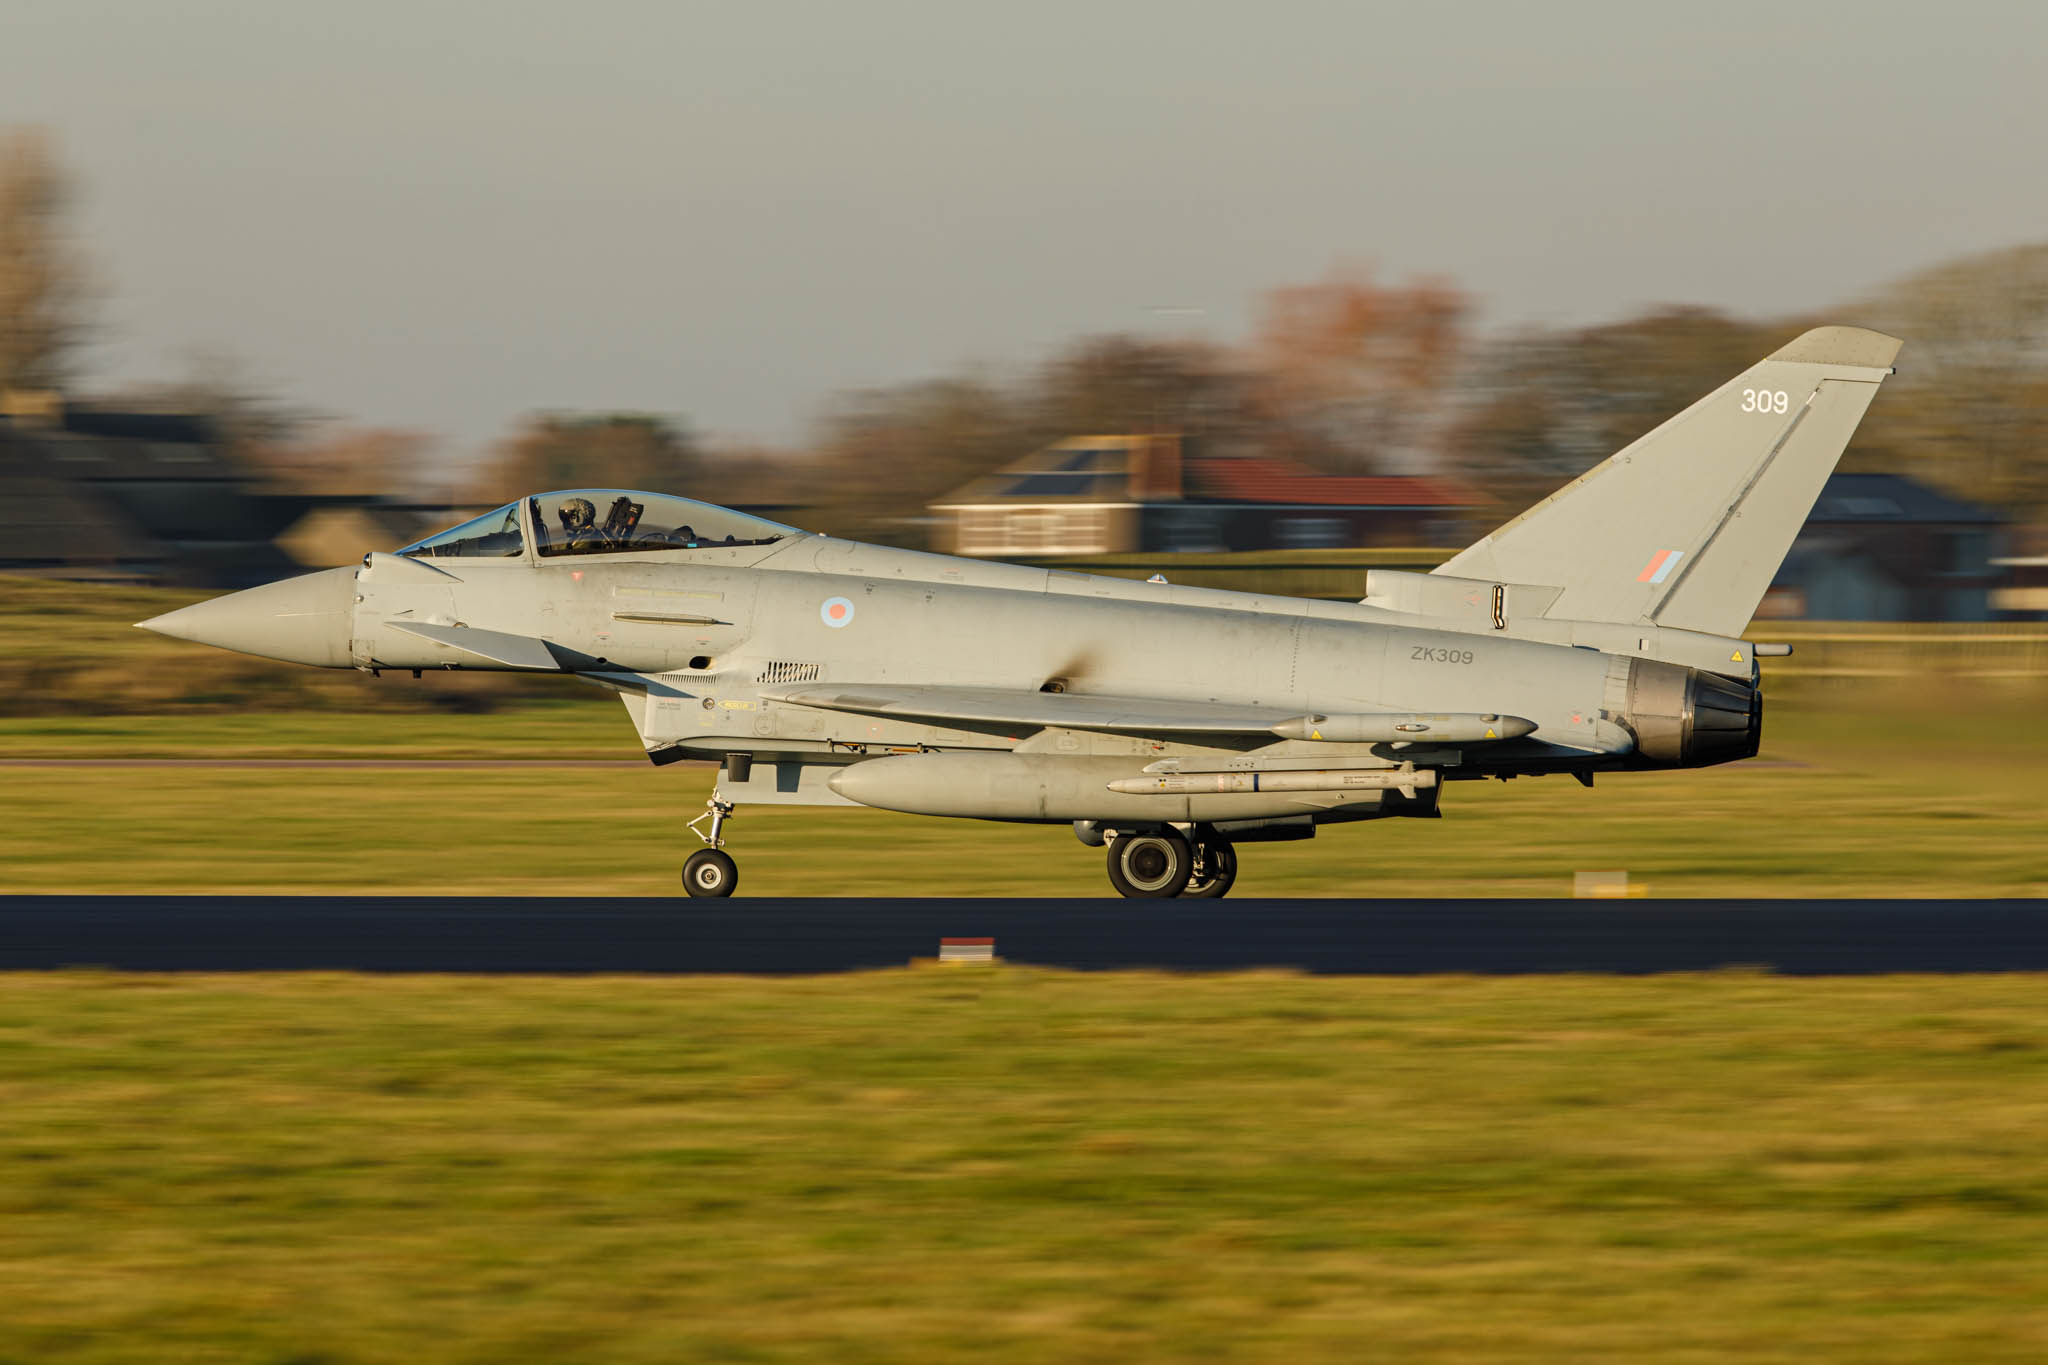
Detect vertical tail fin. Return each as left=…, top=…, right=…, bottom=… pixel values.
left=1436, top=326, right=1902, bottom=636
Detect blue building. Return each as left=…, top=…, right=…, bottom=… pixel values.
left=1759, top=473, right=2005, bottom=622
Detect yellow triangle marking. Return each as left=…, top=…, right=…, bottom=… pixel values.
left=1484, top=728, right=1497, bottom=739
left=1310, top=729, right=1323, bottom=740
left=1731, top=651, right=1744, bottom=661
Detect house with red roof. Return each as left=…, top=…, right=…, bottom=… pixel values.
left=930, top=435, right=1480, bottom=558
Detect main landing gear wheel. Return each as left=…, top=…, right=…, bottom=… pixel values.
left=682, top=848, right=738, bottom=898
left=1106, top=830, right=1193, bottom=899
left=1182, top=836, right=1237, bottom=899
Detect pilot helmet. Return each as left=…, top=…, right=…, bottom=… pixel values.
left=559, top=497, right=596, bottom=529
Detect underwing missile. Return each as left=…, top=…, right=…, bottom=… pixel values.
left=1106, top=767, right=1438, bottom=797
left=1268, top=713, right=1536, bottom=743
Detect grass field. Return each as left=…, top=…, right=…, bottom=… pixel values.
left=0, top=702, right=625, bottom=761
left=1, top=970, right=2045, bottom=1363
left=0, top=574, right=536, bottom=715
left=3, top=694, right=2043, bottom=897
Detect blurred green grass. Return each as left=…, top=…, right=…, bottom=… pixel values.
left=0, top=574, right=542, bottom=715
left=0, top=701, right=626, bottom=759
left=0, top=970, right=2044, bottom=1362
left=3, top=694, right=2043, bottom=896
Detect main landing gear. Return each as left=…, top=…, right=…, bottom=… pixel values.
left=1182, top=835, right=1237, bottom=899
left=1104, top=827, right=1237, bottom=900
left=683, top=797, right=739, bottom=898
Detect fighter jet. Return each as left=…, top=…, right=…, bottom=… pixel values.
left=139, top=327, right=1899, bottom=898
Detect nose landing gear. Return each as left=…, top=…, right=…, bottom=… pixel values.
left=683, top=796, right=739, bottom=898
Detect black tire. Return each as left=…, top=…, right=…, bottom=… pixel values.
left=682, top=848, right=738, bottom=898
left=1182, top=837, right=1237, bottom=899
left=1106, top=830, right=1193, bottom=899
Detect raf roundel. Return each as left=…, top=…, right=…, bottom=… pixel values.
left=820, top=596, right=855, bottom=628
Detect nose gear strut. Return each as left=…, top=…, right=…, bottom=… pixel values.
left=689, top=796, right=734, bottom=849
left=682, top=796, right=739, bottom=897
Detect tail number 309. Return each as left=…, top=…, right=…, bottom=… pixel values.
left=1741, top=388, right=1790, bottom=414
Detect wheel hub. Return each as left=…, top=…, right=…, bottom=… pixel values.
left=1129, top=844, right=1169, bottom=883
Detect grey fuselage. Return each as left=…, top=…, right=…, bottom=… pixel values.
left=336, top=528, right=1758, bottom=827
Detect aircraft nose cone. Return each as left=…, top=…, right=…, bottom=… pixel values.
left=137, top=566, right=358, bottom=667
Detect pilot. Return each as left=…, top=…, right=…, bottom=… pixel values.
left=557, top=497, right=604, bottom=550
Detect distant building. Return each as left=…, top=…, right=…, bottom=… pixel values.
left=1759, top=473, right=2006, bottom=621
left=1990, top=555, right=2048, bottom=620
left=930, top=435, right=1478, bottom=557
left=272, top=502, right=449, bottom=569
left=0, top=398, right=437, bottom=588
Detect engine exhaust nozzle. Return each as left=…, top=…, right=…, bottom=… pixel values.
left=1623, top=658, right=1762, bottom=768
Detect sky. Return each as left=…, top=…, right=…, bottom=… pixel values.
left=7, top=0, right=2046, bottom=460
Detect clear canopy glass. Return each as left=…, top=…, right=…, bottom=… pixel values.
left=529, top=490, right=799, bottom=557
left=397, top=502, right=524, bottom=559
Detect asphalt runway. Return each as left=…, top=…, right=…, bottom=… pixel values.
left=3, top=896, right=2044, bottom=974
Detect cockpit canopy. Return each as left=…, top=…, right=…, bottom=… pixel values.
left=398, top=491, right=802, bottom=560
left=399, top=503, right=524, bottom=559
left=529, top=490, right=798, bottom=556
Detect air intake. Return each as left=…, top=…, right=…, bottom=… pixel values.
left=755, top=661, right=823, bottom=685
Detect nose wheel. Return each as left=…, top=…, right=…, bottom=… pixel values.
left=683, top=797, right=739, bottom=898
left=683, top=848, right=738, bottom=898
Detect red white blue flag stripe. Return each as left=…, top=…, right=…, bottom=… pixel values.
left=1637, top=549, right=1685, bottom=584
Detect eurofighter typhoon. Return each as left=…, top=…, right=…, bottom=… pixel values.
left=140, top=328, right=1900, bottom=897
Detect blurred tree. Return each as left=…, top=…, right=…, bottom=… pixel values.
left=1849, top=243, right=2048, bottom=523
left=256, top=426, right=437, bottom=496
left=632, top=247, right=2048, bottom=551
left=802, top=338, right=1267, bottom=543
left=476, top=414, right=700, bottom=501
left=694, top=442, right=816, bottom=511
left=1033, top=334, right=1261, bottom=447
left=0, top=128, right=90, bottom=397
left=1446, top=267, right=2048, bottom=529
left=97, top=348, right=321, bottom=452
left=807, top=377, right=1024, bottom=542
left=1253, top=267, right=1468, bottom=471
left=1444, top=307, right=1781, bottom=501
